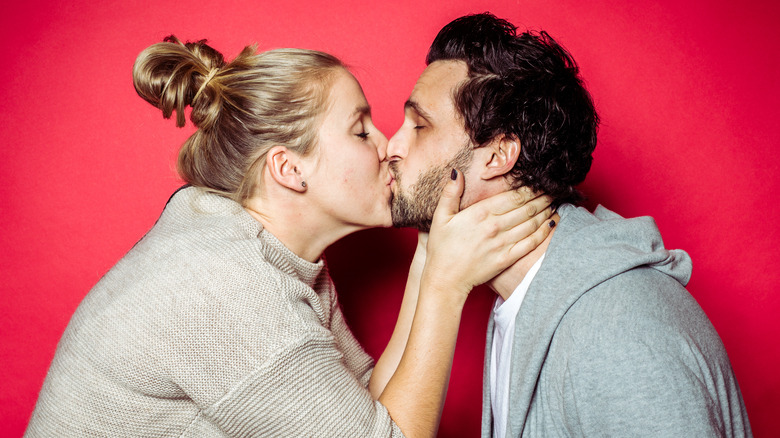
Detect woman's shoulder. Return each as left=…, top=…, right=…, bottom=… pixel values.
left=68, top=232, right=330, bottom=366
left=72, top=185, right=336, bottom=349
left=152, top=186, right=262, bottom=245
left=113, top=186, right=272, bottom=279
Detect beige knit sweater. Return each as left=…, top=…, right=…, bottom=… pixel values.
left=26, top=187, right=403, bottom=437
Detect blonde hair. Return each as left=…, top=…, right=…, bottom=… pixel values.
left=132, top=36, right=344, bottom=203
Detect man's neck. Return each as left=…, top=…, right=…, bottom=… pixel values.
left=487, top=213, right=559, bottom=301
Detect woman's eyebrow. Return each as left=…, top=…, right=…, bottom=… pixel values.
left=352, top=104, right=372, bottom=118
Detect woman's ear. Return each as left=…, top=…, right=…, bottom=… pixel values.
left=480, top=135, right=520, bottom=180
left=265, top=146, right=308, bottom=192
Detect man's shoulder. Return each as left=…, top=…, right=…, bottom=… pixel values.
left=530, top=267, right=748, bottom=437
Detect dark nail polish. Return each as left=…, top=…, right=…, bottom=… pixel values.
left=451, top=169, right=458, bottom=180
left=549, top=219, right=556, bottom=228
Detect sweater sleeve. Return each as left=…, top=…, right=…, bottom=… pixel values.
left=202, top=332, right=404, bottom=437
left=329, top=289, right=375, bottom=388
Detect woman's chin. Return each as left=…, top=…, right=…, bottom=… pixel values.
left=380, top=211, right=394, bottom=228
left=363, top=218, right=393, bottom=229
left=359, top=214, right=393, bottom=230
left=346, top=205, right=393, bottom=230
left=342, top=216, right=392, bottom=234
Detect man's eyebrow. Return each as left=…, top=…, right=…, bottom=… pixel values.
left=404, top=99, right=432, bottom=121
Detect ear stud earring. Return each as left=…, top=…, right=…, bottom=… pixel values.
left=301, top=181, right=307, bottom=188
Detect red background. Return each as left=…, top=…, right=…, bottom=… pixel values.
left=1, top=1, right=778, bottom=436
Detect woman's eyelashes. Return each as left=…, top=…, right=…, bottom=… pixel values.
left=354, top=121, right=370, bottom=140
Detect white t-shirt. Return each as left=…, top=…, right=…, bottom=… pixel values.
left=490, top=253, right=546, bottom=438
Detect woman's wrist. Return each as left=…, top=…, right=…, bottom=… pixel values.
left=419, top=270, right=471, bottom=309
left=416, top=231, right=429, bottom=251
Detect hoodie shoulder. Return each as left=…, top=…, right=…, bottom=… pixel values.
left=537, top=266, right=743, bottom=437
left=549, top=204, right=692, bottom=288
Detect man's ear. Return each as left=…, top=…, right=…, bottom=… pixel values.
left=480, top=135, right=520, bottom=180
left=265, top=145, right=307, bottom=192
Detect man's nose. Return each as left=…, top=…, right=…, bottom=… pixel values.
left=386, top=130, right=407, bottom=161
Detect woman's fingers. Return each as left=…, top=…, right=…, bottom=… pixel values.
left=431, top=169, right=464, bottom=225
left=478, top=208, right=554, bottom=270
left=491, top=195, right=553, bottom=232
left=500, top=206, right=553, bottom=244
left=506, top=212, right=556, bottom=262
left=461, top=186, right=545, bottom=217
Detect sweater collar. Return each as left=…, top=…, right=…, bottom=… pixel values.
left=167, top=186, right=326, bottom=288
left=258, top=228, right=325, bottom=288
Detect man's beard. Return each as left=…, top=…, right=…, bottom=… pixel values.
left=390, top=145, right=474, bottom=232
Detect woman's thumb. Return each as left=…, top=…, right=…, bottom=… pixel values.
left=433, top=168, right=465, bottom=221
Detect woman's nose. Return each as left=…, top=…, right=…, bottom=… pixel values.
left=375, top=129, right=389, bottom=161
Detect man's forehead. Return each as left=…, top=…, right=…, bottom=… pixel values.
left=409, top=60, right=468, bottom=116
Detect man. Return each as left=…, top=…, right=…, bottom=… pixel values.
left=388, top=13, right=752, bottom=437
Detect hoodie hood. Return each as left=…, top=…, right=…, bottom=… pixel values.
left=547, top=204, right=692, bottom=288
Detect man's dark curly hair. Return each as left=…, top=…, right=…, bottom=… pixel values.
left=427, top=13, right=599, bottom=205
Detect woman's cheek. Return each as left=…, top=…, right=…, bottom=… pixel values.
left=341, top=167, right=354, bottom=184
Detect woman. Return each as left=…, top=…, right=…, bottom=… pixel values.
left=26, top=36, right=553, bottom=437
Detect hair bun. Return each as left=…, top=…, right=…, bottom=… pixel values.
left=132, top=35, right=226, bottom=128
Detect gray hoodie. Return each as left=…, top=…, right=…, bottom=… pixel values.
left=482, top=204, right=751, bottom=437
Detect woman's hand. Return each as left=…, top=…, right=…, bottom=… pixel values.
left=376, top=170, right=553, bottom=437
left=423, top=169, right=554, bottom=300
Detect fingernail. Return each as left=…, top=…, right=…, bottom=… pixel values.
left=451, top=169, right=458, bottom=180
left=549, top=219, right=556, bottom=228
